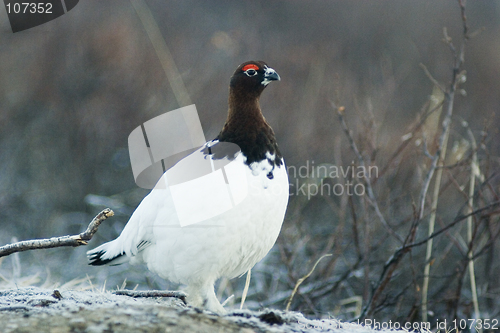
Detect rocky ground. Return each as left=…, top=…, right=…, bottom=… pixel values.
left=0, top=287, right=401, bottom=333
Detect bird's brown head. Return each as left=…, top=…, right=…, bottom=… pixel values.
left=230, top=61, right=280, bottom=98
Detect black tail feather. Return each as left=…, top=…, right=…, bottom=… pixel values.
left=88, top=250, right=125, bottom=266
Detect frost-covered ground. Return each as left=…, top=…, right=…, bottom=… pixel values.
left=0, top=287, right=410, bottom=333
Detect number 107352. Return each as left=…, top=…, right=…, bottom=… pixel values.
left=6, top=3, right=53, bottom=14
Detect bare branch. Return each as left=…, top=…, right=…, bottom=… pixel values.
left=419, top=63, right=446, bottom=93
left=113, top=290, right=187, bottom=303
left=458, top=0, right=469, bottom=37
left=420, top=0, right=469, bottom=321
left=404, top=201, right=499, bottom=250
left=0, top=209, right=114, bottom=258
left=374, top=99, right=445, bottom=183
left=332, top=102, right=404, bottom=244
left=416, top=0, right=468, bottom=235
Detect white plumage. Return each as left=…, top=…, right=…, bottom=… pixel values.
left=88, top=148, right=288, bottom=313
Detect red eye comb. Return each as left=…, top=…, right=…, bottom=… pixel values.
left=242, top=64, right=259, bottom=72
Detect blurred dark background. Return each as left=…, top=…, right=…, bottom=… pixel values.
left=0, top=0, right=499, bottom=326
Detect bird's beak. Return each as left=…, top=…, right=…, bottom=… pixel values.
left=264, top=68, right=280, bottom=81
left=262, top=67, right=280, bottom=86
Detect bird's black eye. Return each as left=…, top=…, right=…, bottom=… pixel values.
left=245, top=69, right=257, bottom=77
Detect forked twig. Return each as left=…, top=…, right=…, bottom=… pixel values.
left=0, top=209, right=114, bottom=258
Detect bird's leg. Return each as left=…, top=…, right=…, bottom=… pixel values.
left=205, top=286, right=227, bottom=315
left=186, top=281, right=226, bottom=315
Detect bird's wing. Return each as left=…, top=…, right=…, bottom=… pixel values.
left=88, top=141, right=242, bottom=265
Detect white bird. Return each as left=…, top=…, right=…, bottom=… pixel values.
left=87, top=61, right=289, bottom=314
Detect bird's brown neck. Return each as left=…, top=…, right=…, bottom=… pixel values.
left=223, top=89, right=265, bottom=134
left=216, top=88, right=282, bottom=167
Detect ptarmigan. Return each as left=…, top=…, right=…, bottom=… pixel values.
left=87, top=61, right=288, bottom=314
